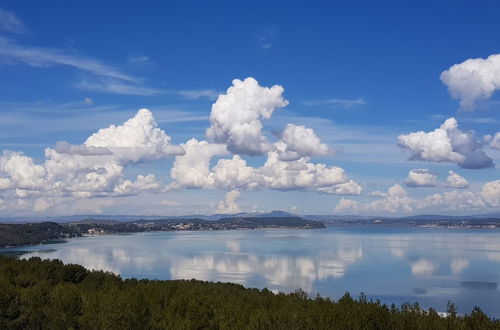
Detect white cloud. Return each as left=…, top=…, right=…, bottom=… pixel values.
left=446, top=170, right=469, bottom=189
left=440, top=54, right=500, bottom=110
left=76, top=79, right=163, bottom=96
left=255, top=26, right=279, bottom=50
left=213, top=156, right=259, bottom=190
left=170, top=145, right=361, bottom=195
left=55, top=141, right=112, bottom=156
left=336, top=180, right=500, bottom=215
left=259, top=151, right=359, bottom=194
left=0, top=151, right=46, bottom=189
left=112, top=174, right=162, bottom=196
left=275, top=124, right=330, bottom=161
left=0, top=8, right=26, bottom=34
left=302, top=98, right=367, bottom=108
left=176, top=89, right=220, bottom=100
left=0, top=36, right=136, bottom=82
left=170, top=139, right=228, bottom=189
left=77, top=78, right=220, bottom=99
left=0, top=77, right=369, bottom=214
left=336, top=184, right=413, bottom=214
left=490, top=132, right=500, bottom=150
left=404, top=169, right=438, bottom=187
left=85, top=108, right=184, bottom=163
left=0, top=109, right=182, bottom=212
left=127, top=56, right=153, bottom=66
left=215, top=190, right=241, bottom=214
left=398, top=118, right=493, bottom=169
left=0, top=37, right=217, bottom=99
left=481, top=180, right=500, bottom=208
left=206, top=77, right=289, bottom=155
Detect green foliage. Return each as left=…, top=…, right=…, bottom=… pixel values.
left=0, top=256, right=498, bottom=329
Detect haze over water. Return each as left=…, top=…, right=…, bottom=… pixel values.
left=3, top=226, right=500, bottom=317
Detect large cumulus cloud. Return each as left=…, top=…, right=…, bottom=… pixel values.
left=0, top=109, right=179, bottom=213
left=169, top=144, right=361, bottom=195
left=169, top=77, right=360, bottom=196
left=440, top=54, right=500, bottom=110
left=1, top=77, right=362, bottom=214
left=206, top=77, right=288, bottom=155
left=85, top=108, right=184, bottom=162
left=398, top=118, right=493, bottom=169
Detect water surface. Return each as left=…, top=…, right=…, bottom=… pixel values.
left=2, top=225, right=500, bottom=316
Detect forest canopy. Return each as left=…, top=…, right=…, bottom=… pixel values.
left=0, top=256, right=498, bottom=329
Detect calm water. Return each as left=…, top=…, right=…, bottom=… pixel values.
left=2, top=225, right=500, bottom=316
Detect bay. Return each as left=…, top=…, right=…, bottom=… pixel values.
left=2, top=225, right=500, bottom=317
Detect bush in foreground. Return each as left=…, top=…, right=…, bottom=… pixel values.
left=0, top=256, right=498, bottom=329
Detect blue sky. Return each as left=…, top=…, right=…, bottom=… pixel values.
left=0, top=1, right=499, bottom=216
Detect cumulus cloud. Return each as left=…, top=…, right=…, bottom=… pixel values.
left=169, top=77, right=357, bottom=196
left=170, top=146, right=361, bottom=195
left=170, top=139, right=228, bottom=189
left=482, top=180, right=500, bottom=208
left=275, top=124, right=330, bottom=161
left=206, top=77, right=288, bottom=155
left=212, top=156, right=259, bottom=190
left=112, top=174, right=162, bottom=196
left=215, top=190, right=241, bottom=214
left=398, top=118, right=493, bottom=169
left=440, top=54, right=500, bottom=110
left=0, top=109, right=181, bottom=212
left=490, top=132, right=500, bottom=150
left=446, top=170, right=469, bottom=189
left=85, top=108, right=184, bottom=163
left=336, top=180, right=500, bottom=215
left=404, top=169, right=438, bottom=187
left=258, top=151, right=360, bottom=194
left=0, top=77, right=363, bottom=215
left=0, top=151, right=46, bottom=189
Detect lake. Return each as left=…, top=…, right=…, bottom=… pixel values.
left=2, top=225, right=500, bottom=317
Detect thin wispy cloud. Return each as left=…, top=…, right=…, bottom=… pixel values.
left=77, top=78, right=220, bottom=100
left=0, top=33, right=218, bottom=100
left=302, top=98, right=367, bottom=108
left=0, top=36, right=136, bottom=82
left=255, top=25, right=279, bottom=50
left=0, top=8, right=26, bottom=34
left=176, top=89, right=220, bottom=100
left=127, top=55, right=154, bottom=66
left=0, top=100, right=209, bottom=139
left=76, top=78, right=164, bottom=96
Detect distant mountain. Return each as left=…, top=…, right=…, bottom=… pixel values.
left=1, top=211, right=500, bottom=224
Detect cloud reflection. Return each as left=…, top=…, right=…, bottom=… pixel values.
left=169, top=247, right=363, bottom=291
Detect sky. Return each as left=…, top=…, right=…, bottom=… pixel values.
left=0, top=1, right=499, bottom=217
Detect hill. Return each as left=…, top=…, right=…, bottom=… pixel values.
left=0, top=256, right=497, bottom=329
